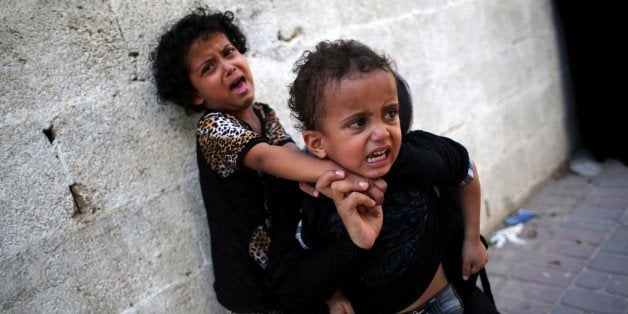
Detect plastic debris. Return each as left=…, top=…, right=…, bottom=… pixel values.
left=504, top=208, right=535, bottom=226
left=490, top=223, right=526, bottom=248
left=569, top=151, right=604, bottom=178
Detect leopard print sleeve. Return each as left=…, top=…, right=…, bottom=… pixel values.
left=197, top=112, right=264, bottom=177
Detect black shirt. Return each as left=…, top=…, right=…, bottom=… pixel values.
left=196, top=103, right=297, bottom=312
left=267, top=130, right=471, bottom=313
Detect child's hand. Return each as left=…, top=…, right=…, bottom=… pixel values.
left=330, top=178, right=383, bottom=249
left=461, top=237, right=489, bottom=280
left=343, top=172, right=387, bottom=205
left=307, top=170, right=387, bottom=205
left=299, top=181, right=320, bottom=197
left=326, top=289, right=355, bottom=314
left=299, top=170, right=348, bottom=198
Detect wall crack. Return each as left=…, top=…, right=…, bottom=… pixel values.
left=69, top=183, right=101, bottom=222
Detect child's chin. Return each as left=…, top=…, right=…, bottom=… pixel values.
left=364, top=166, right=392, bottom=179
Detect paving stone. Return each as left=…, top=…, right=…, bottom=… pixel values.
left=600, top=226, right=628, bottom=254
left=582, top=187, right=628, bottom=208
left=493, top=293, right=554, bottom=314
left=526, top=251, right=587, bottom=273
left=589, top=253, right=628, bottom=275
left=487, top=244, right=529, bottom=262
left=620, top=210, right=628, bottom=226
left=593, top=161, right=628, bottom=188
left=524, top=195, right=581, bottom=212
left=540, top=238, right=597, bottom=259
left=551, top=227, right=606, bottom=245
left=499, top=281, right=563, bottom=304
left=526, top=218, right=566, bottom=235
left=606, top=275, right=628, bottom=297
left=511, top=264, right=575, bottom=288
left=485, top=161, right=628, bottom=312
left=571, top=204, right=624, bottom=220
left=561, top=288, right=627, bottom=313
left=551, top=305, right=585, bottom=314
left=575, top=269, right=610, bottom=290
left=560, top=216, right=618, bottom=233
left=485, top=258, right=516, bottom=278
left=484, top=274, right=507, bottom=291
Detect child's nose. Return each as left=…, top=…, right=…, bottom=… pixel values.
left=370, top=122, right=390, bottom=140
left=222, top=62, right=236, bottom=77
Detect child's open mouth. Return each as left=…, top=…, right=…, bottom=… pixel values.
left=229, top=77, right=248, bottom=94
left=366, top=147, right=390, bottom=163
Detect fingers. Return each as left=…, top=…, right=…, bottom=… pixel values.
left=299, top=181, right=319, bottom=197
left=462, top=259, right=471, bottom=281
left=315, top=170, right=346, bottom=192
left=372, top=178, right=387, bottom=192
left=460, top=239, right=489, bottom=281
left=330, top=179, right=370, bottom=196
left=366, top=180, right=386, bottom=205
left=334, top=191, right=382, bottom=250
left=333, top=190, right=377, bottom=211
left=356, top=203, right=383, bottom=219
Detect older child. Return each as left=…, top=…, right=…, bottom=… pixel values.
left=271, top=39, right=489, bottom=313
left=151, top=8, right=383, bottom=313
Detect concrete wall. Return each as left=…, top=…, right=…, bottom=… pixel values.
left=0, top=0, right=575, bottom=312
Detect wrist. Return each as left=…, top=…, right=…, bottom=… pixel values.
left=464, top=230, right=480, bottom=241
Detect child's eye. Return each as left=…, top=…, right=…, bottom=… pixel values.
left=348, top=118, right=366, bottom=128
left=201, top=63, right=215, bottom=75
left=224, top=47, right=236, bottom=57
left=384, top=108, right=398, bottom=121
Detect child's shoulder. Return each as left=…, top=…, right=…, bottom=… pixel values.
left=403, top=130, right=466, bottom=149
left=196, top=110, right=242, bottom=136
left=403, top=129, right=440, bottom=147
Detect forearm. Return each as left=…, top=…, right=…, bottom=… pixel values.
left=243, top=142, right=340, bottom=182
left=458, top=161, right=481, bottom=240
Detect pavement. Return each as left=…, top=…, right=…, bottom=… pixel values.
left=484, top=157, right=628, bottom=313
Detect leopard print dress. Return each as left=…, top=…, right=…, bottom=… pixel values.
left=197, top=103, right=292, bottom=270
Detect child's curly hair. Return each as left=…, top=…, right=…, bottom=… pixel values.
left=288, top=39, right=395, bottom=132
left=151, top=7, right=248, bottom=114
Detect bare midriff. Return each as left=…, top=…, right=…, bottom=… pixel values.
left=397, top=263, right=448, bottom=313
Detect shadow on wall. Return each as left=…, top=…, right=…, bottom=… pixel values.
left=553, top=0, right=628, bottom=165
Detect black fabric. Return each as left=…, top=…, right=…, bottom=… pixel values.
left=267, top=194, right=371, bottom=313
left=294, top=183, right=449, bottom=313
left=267, top=130, right=473, bottom=313
left=395, top=71, right=414, bottom=134
left=438, top=186, right=499, bottom=314
left=196, top=103, right=297, bottom=313
left=198, top=149, right=278, bottom=312
left=388, top=130, right=470, bottom=187
left=265, top=177, right=325, bottom=313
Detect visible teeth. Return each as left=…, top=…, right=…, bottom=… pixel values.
left=367, top=150, right=386, bottom=163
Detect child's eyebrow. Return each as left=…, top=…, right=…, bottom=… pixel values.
left=221, top=43, right=233, bottom=53
left=339, top=110, right=368, bottom=124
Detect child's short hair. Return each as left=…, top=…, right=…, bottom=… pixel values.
left=288, top=39, right=395, bottom=132
left=151, top=7, right=248, bottom=114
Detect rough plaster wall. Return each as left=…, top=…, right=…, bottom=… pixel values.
left=0, top=0, right=573, bottom=312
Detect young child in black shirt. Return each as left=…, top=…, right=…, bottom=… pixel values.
left=268, top=39, right=489, bottom=313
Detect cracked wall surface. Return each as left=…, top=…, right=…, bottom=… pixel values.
left=0, top=0, right=575, bottom=312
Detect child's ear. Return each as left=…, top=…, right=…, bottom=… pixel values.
left=303, top=130, right=327, bottom=159
left=192, top=92, right=205, bottom=106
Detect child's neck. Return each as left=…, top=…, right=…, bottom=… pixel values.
left=236, top=105, right=262, bottom=135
